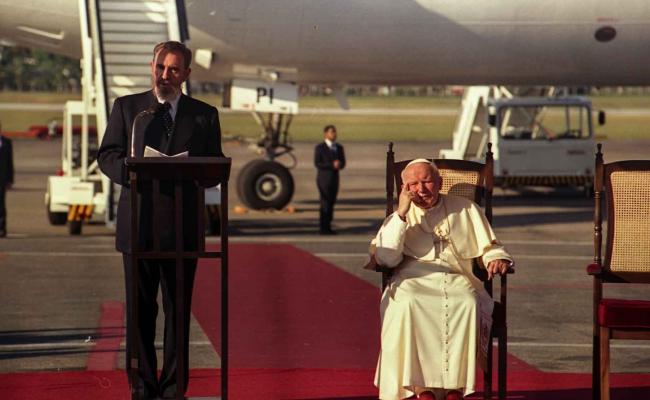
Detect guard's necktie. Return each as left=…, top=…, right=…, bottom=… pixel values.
left=161, top=102, right=173, bottom=137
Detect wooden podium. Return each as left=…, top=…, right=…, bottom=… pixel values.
left=125, top=157, right=231, bottom=400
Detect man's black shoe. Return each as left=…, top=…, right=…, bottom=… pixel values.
left=319, top=229, right=337, bottom=235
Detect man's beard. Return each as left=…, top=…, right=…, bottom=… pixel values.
left=154, top=80, right=180, bottom=101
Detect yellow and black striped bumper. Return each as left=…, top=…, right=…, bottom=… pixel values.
left=68, top=204, right=94, bottom=222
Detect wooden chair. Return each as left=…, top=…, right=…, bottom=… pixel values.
left=377, top=142, right=511, bottom=400
left=588, top=144, right=650, bottom=400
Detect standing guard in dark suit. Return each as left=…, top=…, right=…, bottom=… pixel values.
left=0, top=126, right=15, bottom=238
left=314, top=124, right=345, bottom=234
left=97, top=41, right=223, bottom=399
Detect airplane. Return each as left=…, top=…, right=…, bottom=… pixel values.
left=2, top=1, right=650, bottom=85
left=0, top=0, right=649, bottom=224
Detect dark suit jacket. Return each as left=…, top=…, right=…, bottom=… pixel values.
left=0, top=136, right=14, bottom=186
left=314, top=141, right=345, bottom=193
left=97, top=90, right=223, bottom=253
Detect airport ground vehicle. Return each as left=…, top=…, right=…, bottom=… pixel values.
left=440, top=87, right=604, bottom=193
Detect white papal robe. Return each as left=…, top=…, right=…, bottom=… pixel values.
left=370, top=194, right=513, bottom=400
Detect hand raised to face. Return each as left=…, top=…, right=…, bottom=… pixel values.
left=397, top=185, right=420, bottom=219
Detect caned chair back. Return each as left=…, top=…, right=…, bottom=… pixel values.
left=601, top=162, right=650, bottom=274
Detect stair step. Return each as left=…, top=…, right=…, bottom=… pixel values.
left=109, top=86, right=151, bottom=99
left=100, top=11, right=167, bottom=23
left=102, top=22, right=167, bottom=33
left=107, top=75, right=151, bottom=87
left=104, top=42, right=154, bottom=54
left=103, top=32, right=167, bottom=42
left=105, top=64, right=151, bottom=75
left=101, top=0, right=167, bottom=3
left=105, top=53, right=153, bottom=64
left=99, top=1, right=167, bottom=13
left=101, top=0, right=166, bottom=2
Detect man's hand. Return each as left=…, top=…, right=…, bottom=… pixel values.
left=397, top=185, right=420, bottom=220
left=486, top=259, right=511, bottom=280
left=333, top=160, right=341, bottom=170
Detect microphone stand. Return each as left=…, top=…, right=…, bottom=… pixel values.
left=130, top=105, right=160, bottom=157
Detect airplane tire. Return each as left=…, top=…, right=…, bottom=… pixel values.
left=237, top=160, right=294, bottom=210
left=69, top=220, right=82, bottom=235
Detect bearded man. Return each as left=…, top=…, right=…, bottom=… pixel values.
left=368, top=159, right=513, bottom=400
left=98, top=41, right=223, bottom=399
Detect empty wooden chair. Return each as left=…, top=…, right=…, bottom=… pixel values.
left=588, top=144, right=650, bottom=400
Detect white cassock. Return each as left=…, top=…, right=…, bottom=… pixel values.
left=370, top=194, right=513, bottom=400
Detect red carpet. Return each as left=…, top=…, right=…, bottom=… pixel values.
left=2, top=368, right=650, bottom=400
left=192, top=243, right=382, bottom=369
left=2, top=243, right=649, bottom=399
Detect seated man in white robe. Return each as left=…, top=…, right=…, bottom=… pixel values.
left=367, top=159, right=513, bottom=400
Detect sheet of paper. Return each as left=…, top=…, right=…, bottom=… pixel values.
left=143, top=146, right=164, bottom=157
left=144, top=146, right=188, bottom=158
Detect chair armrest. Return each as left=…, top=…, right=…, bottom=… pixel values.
left=587, top=263, right=603, bottom=275
left=374, top=264, right=393, bottom=274
left=362, top=255, right=392, bottom=274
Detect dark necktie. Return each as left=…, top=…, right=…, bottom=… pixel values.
left=161, top=102, right=173, bottom=137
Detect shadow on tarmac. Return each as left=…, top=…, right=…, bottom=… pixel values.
left=0, top=327, right=112, bottom=361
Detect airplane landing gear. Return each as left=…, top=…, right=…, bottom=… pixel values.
left=236, top=113, right=296, bottom=210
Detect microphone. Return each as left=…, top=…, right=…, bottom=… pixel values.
left=141, top=103, right=164, bottom=116
left=130, top=103, right=163, bottom=157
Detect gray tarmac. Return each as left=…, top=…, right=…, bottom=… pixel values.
left=1, top=137, right=649, bottom=376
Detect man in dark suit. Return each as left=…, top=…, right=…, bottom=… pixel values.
left=314, top=124, right=345, bottom=234
left=0, top=125, right=15, bottom=238
left=97, top=41, right=223, bottom=399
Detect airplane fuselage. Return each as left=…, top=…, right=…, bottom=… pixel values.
left=1, top=0, right=649, bottom=85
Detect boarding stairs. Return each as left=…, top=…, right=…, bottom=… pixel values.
left=91, top=0, right=188, bottom=227
left=50, top=0, right=188, bottom=234
left=93, top=0, right=189, bottom=112
left=439, top=86, right=493, bottom=161
left=438, top=86, right=556, bottom=161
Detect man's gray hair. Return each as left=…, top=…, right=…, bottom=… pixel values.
left=153, top=41, right=192, bottom=69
